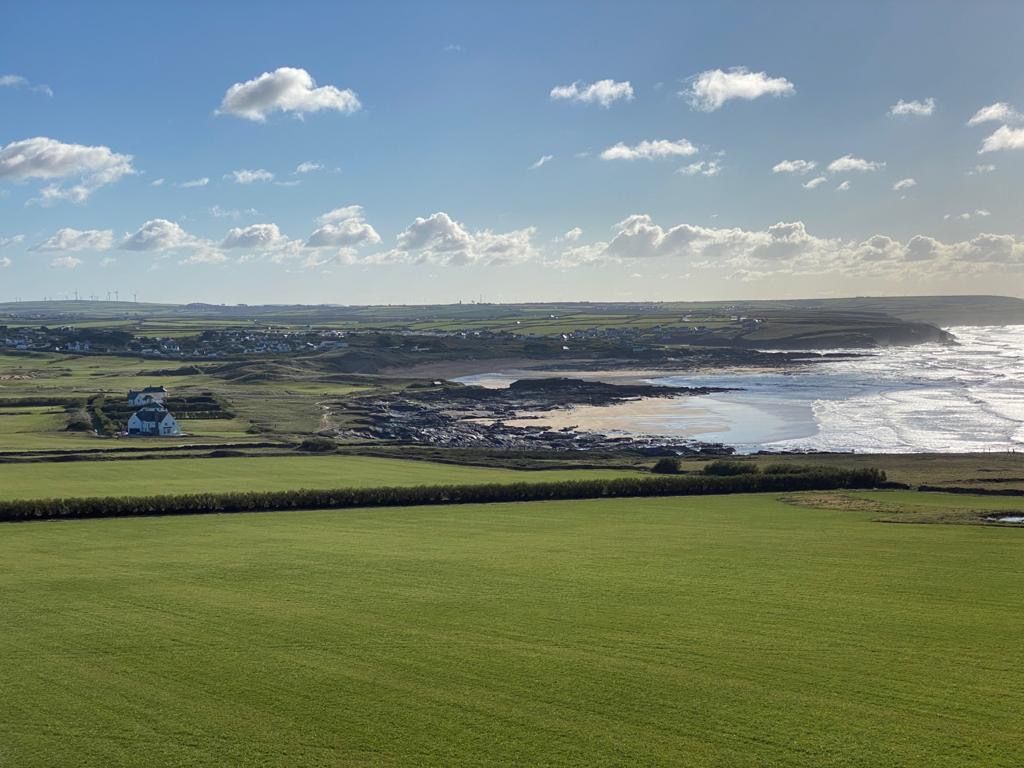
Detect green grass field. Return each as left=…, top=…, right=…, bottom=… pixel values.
left=2, top=491, right=1022, bottom=767
left=0, top=454, right=637, bottom=499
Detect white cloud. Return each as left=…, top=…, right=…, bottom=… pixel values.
left=0, top=234, right=25, bottom=248
left=975, top=209, right=991, bottom=217
left=967, top=102, right=1024, bottom=126
left=892, top=178, right=916, bottom=192
left=684, top=67, right=794, bottom=111
left=968, top=164, right=996, bottom=175
left=382, top=211, right=535, bottom=266
left=209, top=205, right=257, bottom=220
left=306, top=205, right=381, bottom=248
left=550, top=79, right=634, bottom=107
left=772, top=159, right=816, bottom=174
left=0, top=256, right=10, bottom=268
left=0, top=136, right=135, bottom=203
left=560, top=227, right=583, bottom=242
left=218, top=67, right=361, bottom=122
left=220, top=223, right=296, bottom=252
left=888, top=98, right=935, bottom=117
left=316, top=205, right=366, bottom=226
left=530, top=154, right=554, bottom=170
left=979, top=125, right=1024, bottom=153
left=554, top=214, right=1024, bottom=275
left=151, top=178, right=165, bottom=187
left=120, top=219, right=201, bottom=252
left=50, top=255, right=82, bottom=269
left=678, top=160, right=722, bottom=177
left=33, top=228, right=114, bottom=252
left=295, top=161, right=322, bottom=174
left=600, top=138, right=697, bottom=161
left=836, top=180, right=851, bottom=192
left=178, top=177, right=209, bottom=188
left=802, top=176, right=827, bottom=189
left=827, top=154, right=885, bottom=173
left=227, top=168, right=274, bottom=184
left=0, top=74, right=52, bottom=96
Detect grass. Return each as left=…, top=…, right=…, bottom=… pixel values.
left=2, top=492, right=1023, bottom=767
left=0, top=454, right=638, bottom=500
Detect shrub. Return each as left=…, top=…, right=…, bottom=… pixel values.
left=651, top=457, right=681, bottom=474
left=703, top=460, right=759, bottom=476
left=761, top=463, right=813, bottom=475
left=296, top=437, right=338, bottom=453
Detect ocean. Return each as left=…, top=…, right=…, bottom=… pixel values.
left=457, top=325, right=1024, bottom=454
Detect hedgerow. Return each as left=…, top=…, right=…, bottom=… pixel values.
left=0, top=467, right=888, bottom=522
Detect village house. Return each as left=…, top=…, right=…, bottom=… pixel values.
left=126, top=403, right=181, bottom=436
left=127, top=386, right=168, bottom=407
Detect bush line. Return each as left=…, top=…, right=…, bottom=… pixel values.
left=0, top=467, right=888, bottom=522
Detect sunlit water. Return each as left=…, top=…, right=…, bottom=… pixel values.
left=457, top=325, right=1024, bottom=454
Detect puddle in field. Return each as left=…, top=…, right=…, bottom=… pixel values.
left=984, top=515, right=1024, bottom=524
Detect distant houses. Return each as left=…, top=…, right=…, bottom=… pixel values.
left=125, top=386, right=180, bottom=436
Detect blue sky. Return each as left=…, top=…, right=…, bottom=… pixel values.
left=2, top=1, right=1023, bottom=304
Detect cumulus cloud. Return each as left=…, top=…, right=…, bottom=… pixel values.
left=554, top=214, right=1024, bottom=276
left=0, top=74, right=52, bottom=96
left=305, top=205, right=381, bottom=249
left=50, top=256, right=82, bottom=269
left=892, top=178, right=916, bottom=192
left=888, top=98, right=935, bottom=117
left=560, top=227, right=583, bottom=242
left=802, top=176, right=827, bottom=189
left=0, top=234, right=25, bottom=248
left=678, top=160, right=722, bottom=177
left=529, top=154, right=554, bottom=170
left=0, top=257, right=10, bottom=268
left=218, top=67, right=361, bottom=122
left=967, top=102, right=1024, bottom=126
left=151, top=178, right=165, bottom=187
left=836, top=180, right=851, bottom=192
left=979, top=125, right=1024, bottom=153
left=549, top=79, right=634, bottom=107
left=0, top=136, right=135, bottom=203
left=220, top=223, right=291, bottom=250
left=684, top=67, right=794, bottom=111
left=295, top=161, right=322, bottom=174
left=969, top=164, right=996, bottom=175
left=378, top=212, right=535, bottom=266
left=32, top=228, right=114, bottom=252
left=227, top=168, right=274, bottom=184
left=600, top=138, right=697, bottom=161
left=120, top=219, right=202, bottom=252
left=772, top=159, right=816, bottom=174
left=827, top=154, right=885, bottom=173
left=178, top=177, right=209, bottom=188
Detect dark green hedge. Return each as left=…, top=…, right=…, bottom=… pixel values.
left=0, top=467, right=887, bottom=522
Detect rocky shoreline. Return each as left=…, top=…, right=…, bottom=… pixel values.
left=328, top=377, right=737, bottom=455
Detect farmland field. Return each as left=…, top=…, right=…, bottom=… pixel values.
left=2, top=492, right=1022, bottom=767
left=0, top=454, right=637, bottom=500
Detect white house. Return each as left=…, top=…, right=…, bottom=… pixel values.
left=127, top=386, right=168, bottom=407
left=127, top=404, right=181, bottom=436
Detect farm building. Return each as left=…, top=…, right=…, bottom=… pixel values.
left=127, top=386, right=168, bottom=407
left=127, top=403, right=181, bottom=436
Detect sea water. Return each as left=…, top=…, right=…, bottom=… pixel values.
left=459, top=325, right=1024, bottom=454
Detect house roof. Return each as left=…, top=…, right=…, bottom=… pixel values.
left=132, top=407, right=173, bottom=424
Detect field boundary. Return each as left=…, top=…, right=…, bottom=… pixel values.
left=0, top=468, right=889, bottom=522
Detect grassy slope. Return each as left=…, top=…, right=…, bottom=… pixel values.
left=2, top=492, right=1022, bottom=767
left=0, top=454, right=637, bottom=499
